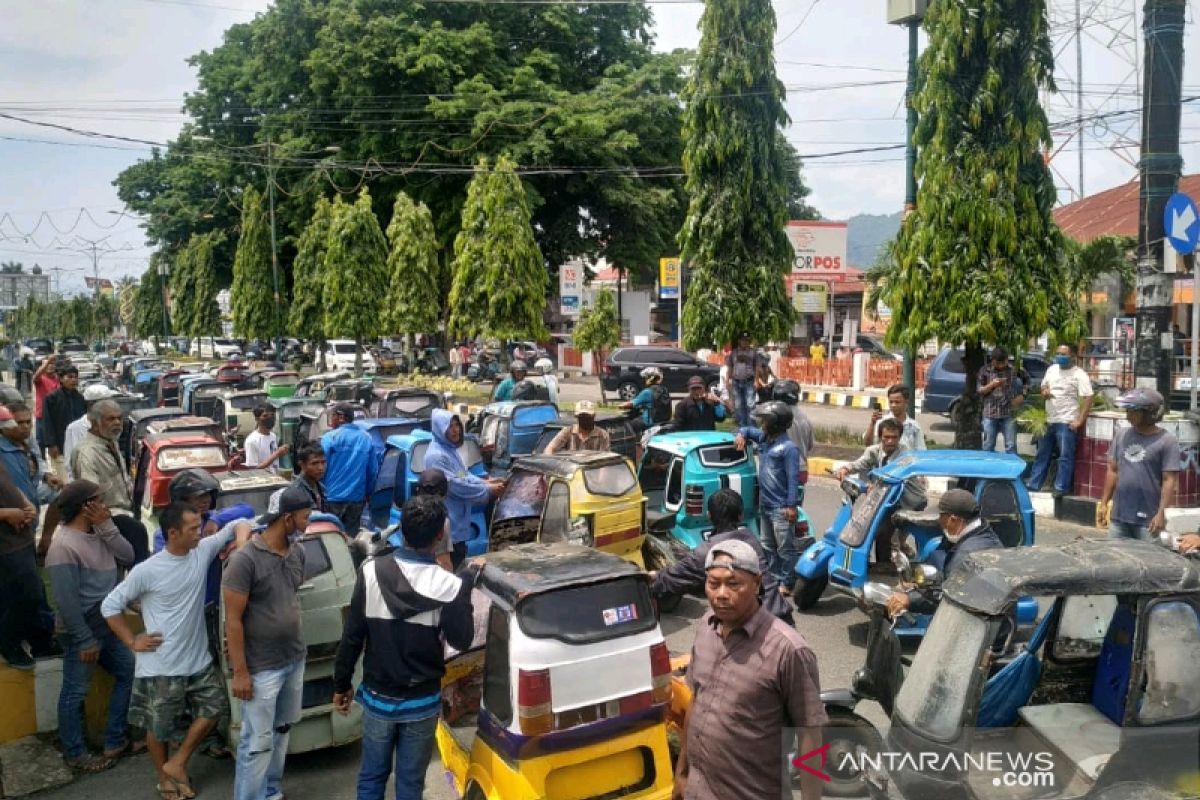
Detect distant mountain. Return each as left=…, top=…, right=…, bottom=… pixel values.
left=846, top=212, right=902, bottom=269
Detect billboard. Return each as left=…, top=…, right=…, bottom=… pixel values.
left=786, top=221, right=849, bottom=278
left=659, top=257, right=681, bottom=299
left=559, top=262, right=582, bottom=316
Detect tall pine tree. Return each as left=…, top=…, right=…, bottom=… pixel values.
left=323, top=189, right=388, bottom=373
left=875, top=0, right=1064, bottom=448
left=290, top=196, right=336, bottom=366
left=172, top=231, right=224, bottom=337
left=230, top=186, right=277, bottom=341
left=448, top=160, right=493, bottom=341
left=677, top=0, right=796, bottom=349
left=382, top=192, right=442, bottom=339
left=477, top=155, right=548, bottom=341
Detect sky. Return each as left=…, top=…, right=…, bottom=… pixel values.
left=1, top=0, right=1197, bottom=292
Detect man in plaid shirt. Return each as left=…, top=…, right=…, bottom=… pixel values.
left=978, top=347, right=1026, bottom=454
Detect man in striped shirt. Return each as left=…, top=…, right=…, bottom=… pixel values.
left=332, top=495, right=476, bottom=800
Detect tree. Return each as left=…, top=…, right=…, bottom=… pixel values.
left=116, top=277, right=138, bottom=334
left=230, top=185, right=276, bottom=341
left=677, top=0, right=798, bottom=350
left=382, top=192, right=442, bottom=340
left=133, top=264, right=166, bottom=340
left=449, top=156, right=548, bottom=341
left=573, top=288, right=621, bottom=399
left=171, top=231, right=223, bottom=338
left=871, top=0, right=1065, bottom=449
left=289, top=196, right=336, bottom=367
left=1057, top=235, right=1136, bottom=346
left=323, top=189, right=388, bottom=373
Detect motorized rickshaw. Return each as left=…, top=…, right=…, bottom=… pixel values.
left=271, top=397, right=326, bottom=471
left=295, top=403, right=368, bottom=450
left=794, top=450, right=1036, bottom=621
left=469, top=400, right=560, bottom=477
left=212, top=389, right=268, bottom=444
left=263, top=371, right=300, bottom=399
left=862, top=540, right=1200, bottom=800
left=180, top=377, right=223, bottom=416
left=293, top=371, right=351, bottom=400
left=211, top=469, right=290, bottom=516
left=155, top=369, right=186, bottom=407
left=325, top=378, right=375, bottom=405
left=132, top=432, right=232, bottom=528
left=437, top=542, right=675, bottom=800
left=370, top=431, right=488, bottom=548
left=490, top=452, right=647, bottom=566
left=190, top=382, right=228, bottom=421
left=214, top=362, right=249, bottom=385
left=531, top=412, right=640, bottom=461
left=367, top=386, right=443, bottom=420
left=132, top=368, right=164, bottom=399
left=125, top=407, right=188, bottom=472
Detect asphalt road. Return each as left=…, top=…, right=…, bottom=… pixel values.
left=43, top=479, right=1094, bottom=800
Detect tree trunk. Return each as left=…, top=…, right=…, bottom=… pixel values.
left=595, top=350, right=605, bottom=403
left=354, top=336, right=363, bottom=377
left=953, top=342, right=987, bottom=450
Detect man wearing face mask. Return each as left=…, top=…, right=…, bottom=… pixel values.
left=1027, top=344, right=1093, bottom=498
left=885, top=489, right=1002, bottom=618
left=545, top=400, right=610, bottom=453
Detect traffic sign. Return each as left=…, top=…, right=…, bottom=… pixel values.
left=1164, top=192, right=1199, bottom=254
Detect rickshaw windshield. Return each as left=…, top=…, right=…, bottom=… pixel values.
left=219, top=488, right=277, bottom=515
left=517, top=577, right=656, bottom=645
left=582, top=462, right=637, bottom=496
left=156, top=447, right=227, bottom=470
left=390, top=396, right=435, bottom=416
left=839, top=483, right=893, bottom=547
left=894, top=603, right=990, bottom=741
left=231, top=396, right=262, bottom=410
left=494, top=471, right=548, bottom=522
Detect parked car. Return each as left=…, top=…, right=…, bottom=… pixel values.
left=602, top=346, right=721, bottom=401
left=190, top=337, right=243, bottom=361
left=23, top=337, right=54, bottom=357
left=923, top=347, right=1050, bottom=415
left=323, top=339, right=376, bottom=372
left=856, top=333, right=903, bottom=360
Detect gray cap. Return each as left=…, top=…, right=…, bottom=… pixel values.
left=938, top=489, right=980, bottom=519
left=257, top=484, right=314, bottom=526
left=704, top=539, right=761, bottom=576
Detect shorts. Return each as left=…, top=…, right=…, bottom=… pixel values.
left=129, top=663, right=228, bottom=742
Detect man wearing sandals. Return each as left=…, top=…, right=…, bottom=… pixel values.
left=102, top=502, right=253, bottom=799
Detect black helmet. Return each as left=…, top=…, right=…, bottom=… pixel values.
left=168, top=468, right=220, bottom=506
left=771, top=379, right=800, bottom=406
left=751, top=401, right=793, bottom=436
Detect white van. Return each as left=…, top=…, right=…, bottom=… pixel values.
left=323, top=339, right=376, bottom=372
left=190, top=337, right=243, bottom=360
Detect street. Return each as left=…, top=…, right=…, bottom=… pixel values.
left=41, top=478, right=1096, bottom=800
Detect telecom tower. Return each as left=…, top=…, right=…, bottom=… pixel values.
left=1045, top=0, right=1141, bottom=203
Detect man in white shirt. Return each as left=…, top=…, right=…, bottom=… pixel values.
left=63, top=385, right=120, bottom=482
left=864, top=384, right=925, bottom=453
left=242, top=404, right=288, bottom=474
left=1026, top=344, right=1094, bottom=498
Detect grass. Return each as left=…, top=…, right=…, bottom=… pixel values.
left=811, top=425, right=866, bottom=447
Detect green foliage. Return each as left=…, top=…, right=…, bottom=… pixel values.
left=1056, top=235, right=1136, bottom=346
left=677, top=0, right=800, bottom=349
left=448, top=157, right=548, bottom=341
left=323, top=189, right=388, bottom=362
left=134, top=261, right=167, bottom=339
left=10, top=292, right=120, bottom=342
left=172, top=231, right=225, bottom=338
left=231, top=185, right=277, bottom=341
left=778, top=134, right=819, bottom=221
left=872, top=0, right=1064, bottom=448
left=574, top=287, right=621, bottom=357
left=116, top=277, right=138, bottom=330
left=382, top=192, right=442, bottom=336
left=289, top=196, right=335, bottom=344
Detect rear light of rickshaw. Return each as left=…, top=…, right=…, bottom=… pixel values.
left=517, top=668, right=554, bottom=735
left=684, top=484, right=704, bottom=516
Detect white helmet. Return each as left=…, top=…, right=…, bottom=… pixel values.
left=640, top=366, right=663, bottom=383
left=534, top=357, right=553, bottom=373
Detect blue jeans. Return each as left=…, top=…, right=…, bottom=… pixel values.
left=234, top=659, right=305, bottom=800
left=58, top=629, right=135, bottom=760
left=357, top=710, right=439, bottom=800
left=731, top=379, right=757, bottom=428
left=1026, top=422, right=1077, bottom=495
left=759, top=508, right=799, bottom=590
left=1110, top=520, right=1153, bottom=541
left=982, top=416, right=1018, bottom=455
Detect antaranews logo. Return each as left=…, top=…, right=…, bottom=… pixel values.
left=791, top=746, right=1056, bottom=788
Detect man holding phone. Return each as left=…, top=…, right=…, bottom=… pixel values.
left=864, top=384, right=925, bottom=452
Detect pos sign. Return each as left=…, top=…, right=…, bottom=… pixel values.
left=786, top=221, right=848, bottom=277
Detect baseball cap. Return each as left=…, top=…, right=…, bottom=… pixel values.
left=258, top=485, right=315, bottom=526
left=704, top=539, right=761, bottom=576
left=415, top=468, right=448, bottom=497
left=687, top=375, right=706, bottom=389
left=0, top=406, right=15, bottom=431
left=938, top=489, right=980, bottom=519
left=55, top=480, right=102, bottom=514
left=574, top=400, right=597, bottom=416
left=82, top=384, right=120, bottom=402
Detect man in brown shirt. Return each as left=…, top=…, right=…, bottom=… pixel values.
left=676, top=539, right=827, bottom=800
left=544, top=401, right=610, bottom=454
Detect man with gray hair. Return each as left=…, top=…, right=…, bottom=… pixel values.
left=70, top=399, right=149, bottom=563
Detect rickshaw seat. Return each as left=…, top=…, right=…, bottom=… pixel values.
left=1017, top=703, right=1118, bottom=781
left=891, top=509, right=941, bottom=531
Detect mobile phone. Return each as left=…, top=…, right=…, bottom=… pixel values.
left=869, top=398, right=881, bottom=412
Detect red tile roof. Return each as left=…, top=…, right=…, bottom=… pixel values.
left=1054, top=173, right=1200, bottom=244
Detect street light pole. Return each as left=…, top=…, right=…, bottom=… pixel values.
left=266, top=136, right=283, bottom=361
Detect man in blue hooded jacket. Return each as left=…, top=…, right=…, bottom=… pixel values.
left=424, top=410, right=504, bottom=566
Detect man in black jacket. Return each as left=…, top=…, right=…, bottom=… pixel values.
left=332, top=494, right=475, bottom=800
left=885, top=489, right=1004, bottom=617
left=44, top=365, right=85, bottom=482
left=651, top=488, right=793, bottom=623
left=671, top=375, right=730, bottom=432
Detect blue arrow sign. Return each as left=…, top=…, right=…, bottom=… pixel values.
left=1164, top=192, right=1199, bottom=254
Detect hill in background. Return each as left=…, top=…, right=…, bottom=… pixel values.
left=846, top=211, right=901, bottom=269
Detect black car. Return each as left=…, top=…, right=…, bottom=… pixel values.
left=602, top=346, right=722, bottom=401
left=856, top=333, right=903, bottom=360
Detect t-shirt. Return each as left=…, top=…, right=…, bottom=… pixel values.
left=222, top=535, right=306, bottom=673
left=33, top=372, right=59, bottom=418
left=1041, top=364, right=1094, bottom=424
left=725, top=347, right=763, bottom=382
left=101, top=523, right=238, bottom=677
left=1111, top=426, right=1181, bottom=526
left=244, top=429, right=279, bottom=473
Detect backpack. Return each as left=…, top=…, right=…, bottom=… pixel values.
left=651, top=384, right=673, bottom=423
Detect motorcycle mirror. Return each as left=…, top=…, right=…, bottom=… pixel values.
left=892, top=551, right=913, bottom=582
left=917, top=564, right=940, bottom=584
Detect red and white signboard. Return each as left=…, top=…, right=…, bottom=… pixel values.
left=786, top=220, right=848, bottom=278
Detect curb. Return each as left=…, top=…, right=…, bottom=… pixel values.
left=799, top=389, right=887, bottom=409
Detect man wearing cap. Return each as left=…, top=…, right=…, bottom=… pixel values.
left=675, top=539, right=826, bottom=800
left=63, top=383, right=119, bottom=482
left=46, top=481, right=137, bottom=771
left=222, top=485, right=313, bottom=800
left=103, top=503, right=252, bottom=795
left=672, top=376, right=729, bottom=432
left=44, top=365, right=86, bottom=481
left=977, top=347, right=1026, bottom=454
left=321, top=404, right=372, bottom=533
left=545, top=400, right=611, bottom=453
left=885, top=489, right=1004, bottom=618
left=71, top=398, right=149, bottom=563
left=725, top=332, right=766, bottom=428
left=1098, top=388, right=1179, bottom=540
left=407, top=468, right=454, bottom=571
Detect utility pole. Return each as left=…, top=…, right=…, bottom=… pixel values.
left=266, top=136, right=283, bottom=360
left=1074, top=0, right=1085, bottom=198
left=1134, top=0, right=1186, bottom=396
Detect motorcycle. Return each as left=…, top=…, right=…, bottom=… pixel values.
left=466, top=354, right=501, bottom=382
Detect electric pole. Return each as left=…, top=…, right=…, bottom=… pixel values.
left=1134, top=0, right=1186, bottom=396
